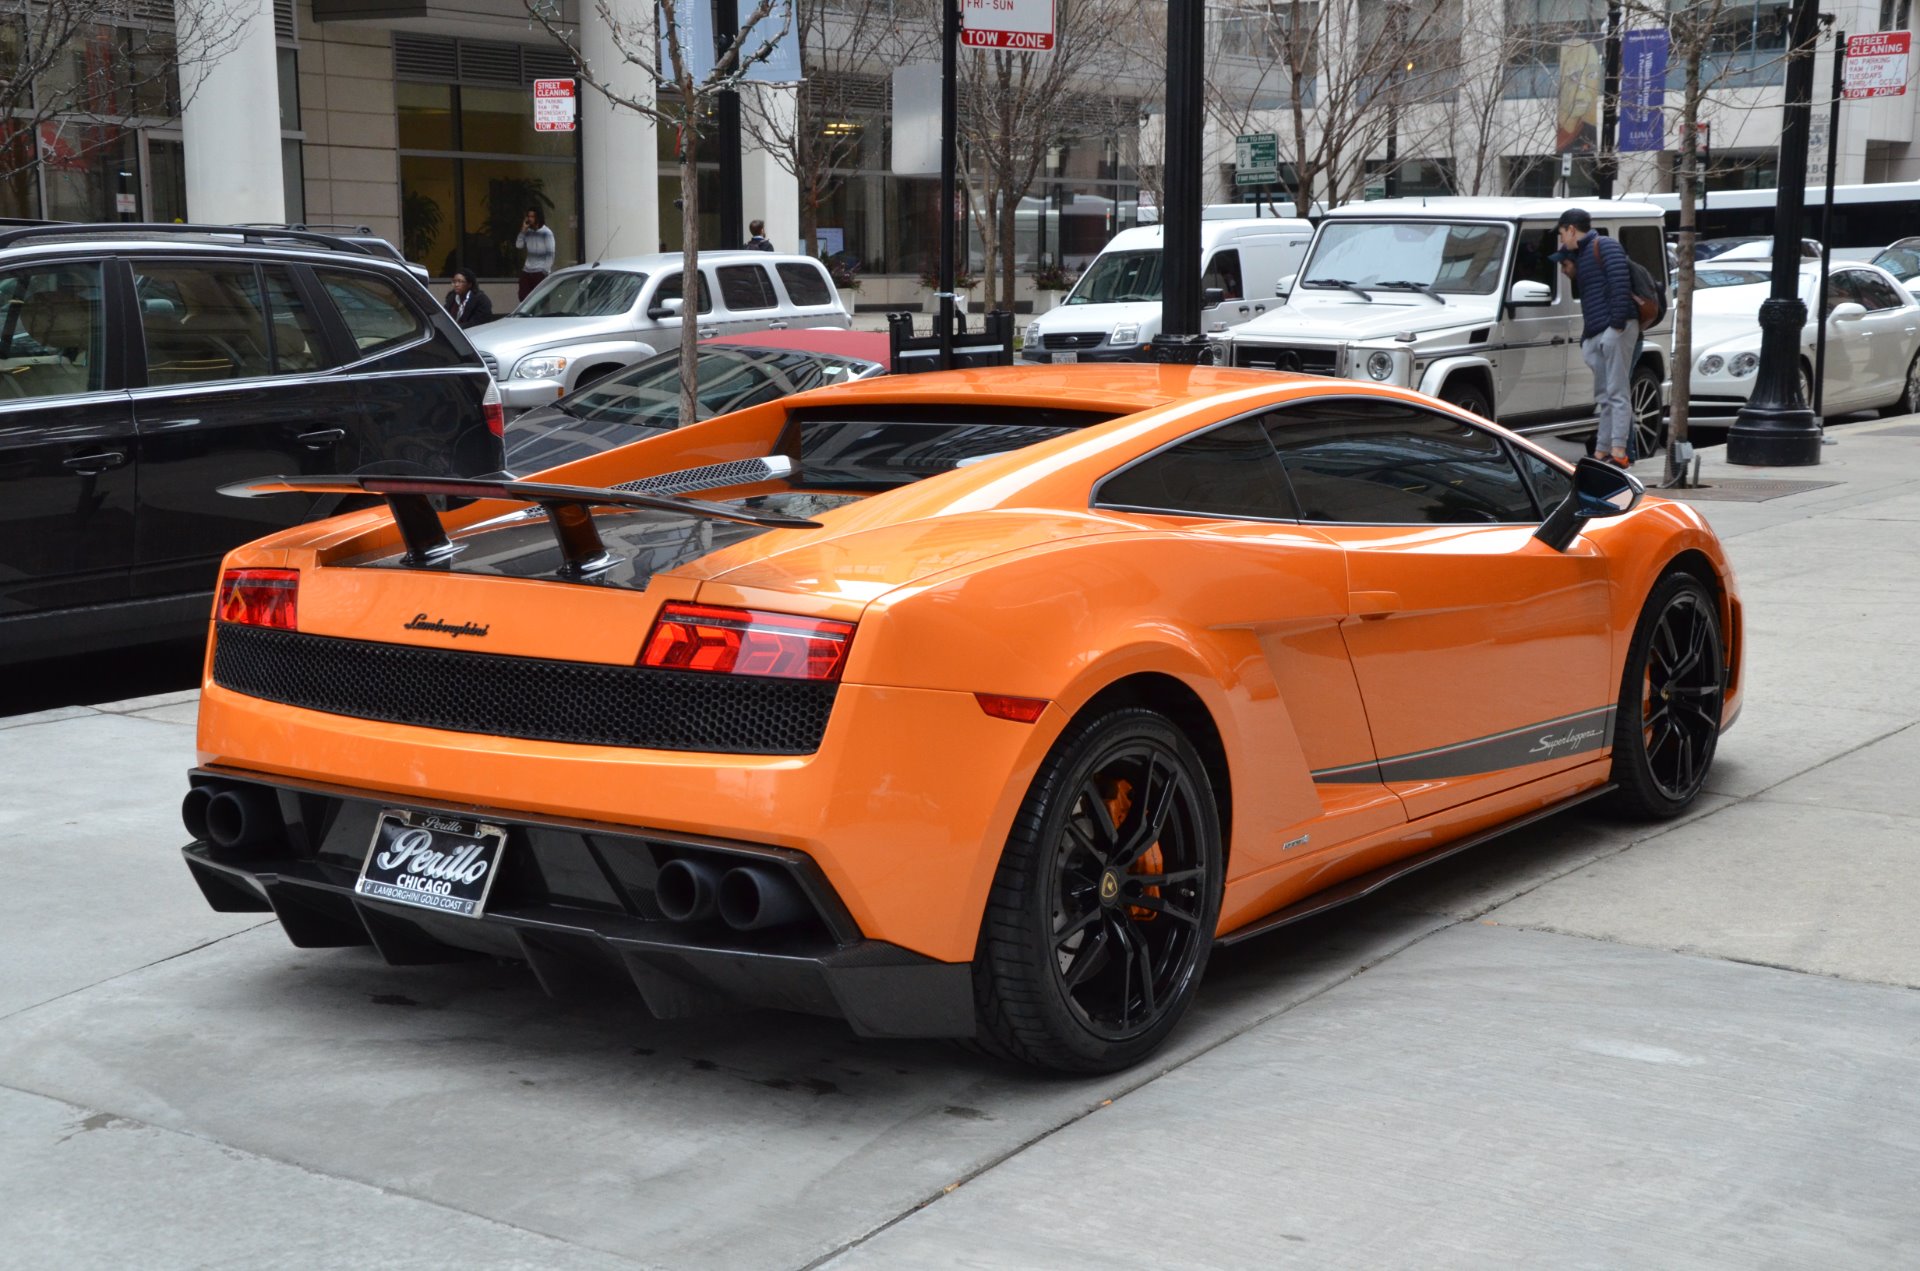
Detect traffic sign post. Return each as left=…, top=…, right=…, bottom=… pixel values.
left=960, top=0, right=1055, bottom=51
left=1234, top=132, right=1278, bottom=187
left=1842, top=31, right=1910, bottom=98
left=533, top=78, right=576, bottom=132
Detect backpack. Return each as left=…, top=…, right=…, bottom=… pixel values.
left=1592, top=237, right=1665, bottom=328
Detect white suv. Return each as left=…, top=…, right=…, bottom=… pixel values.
left=470, top=251, right=850, bottom=412
left=1212, top=197, right=1673, bottom=456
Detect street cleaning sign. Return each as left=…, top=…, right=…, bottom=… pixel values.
left=960, top=0, right=1054, bottom=50
left=1843, top=32, right=1911, bottom=99
left=533, top=78, right=576, bottom=131
left=1235, top=132, right=1279, bottom=187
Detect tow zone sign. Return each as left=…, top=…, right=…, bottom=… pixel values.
left=533, top=78, right=577, bottom=131
left=961, top=0, right=1054, bottom=50
left=1843, top=32, right=1911, bottom=100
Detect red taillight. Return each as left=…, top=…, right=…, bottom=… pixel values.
left=641, top=602, right=855, bottom=681
left=216, top=568, right=298, bottom=629
left=481, top=378, right=505, bottom=438
left=975, top=693, right=1048, bottom=723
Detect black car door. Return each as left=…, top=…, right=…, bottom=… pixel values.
left=128, top=255, right=356, bottom=600
left=0, top=258, right=138, bottom=655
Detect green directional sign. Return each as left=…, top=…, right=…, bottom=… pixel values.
left=1235, top=132, right=1279, bottom=187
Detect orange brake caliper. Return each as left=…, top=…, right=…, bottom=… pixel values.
left=1103, top=778, right=1162, bottom=922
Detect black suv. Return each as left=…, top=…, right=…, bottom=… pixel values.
left=0, top=224, right=503, bottom=665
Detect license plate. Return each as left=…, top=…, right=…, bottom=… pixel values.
left=355, top=810, right=507, bottom=918
left=1053, top=351, right=1078, bottom=364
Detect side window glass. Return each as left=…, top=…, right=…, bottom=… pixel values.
left=1620, top=225, right=1666, bottom=283
left=776, top=262, right=833, bottom=306
left=1514, top=447, right=1572, bottom=517
left=1095, top=416, right=1296, bottom=520
left=263, top=268, right=328, bottom=373
left=137, top=262, right=272, bottom=386
left=0, top=262, right=105, bottom=399
left=717, top=264, right=778, bottom=311
left=1267, top=400, right=1539, bottom=525
left=1201, top=249, right=1243, bottom=300
left=1511, top=226, right=1558, bottom=298
left=653, top=270, right=714, bottom=314
left=315, top=269, right=426, bottom=357
left=1854, top=271, right=1905, bottom=311
left=1824, top=271, right=1859, bottom=316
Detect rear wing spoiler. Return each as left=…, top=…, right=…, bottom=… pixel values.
left=219, top=458, right=808, bottom=576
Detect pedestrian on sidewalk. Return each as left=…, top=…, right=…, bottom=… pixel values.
left=445, top=268, right=494, bottom=329
left=517, top=208, right=556, bottom=300
left=1558, top=207, right=1639, bottom=468
left=743, top=219, right=774, bottom=252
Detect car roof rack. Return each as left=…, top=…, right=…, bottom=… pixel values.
left=0, top=221, right=384, bottom=256
left=234, top=221, right=378, bottom=236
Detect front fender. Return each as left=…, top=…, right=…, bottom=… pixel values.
left=555, top=340, right=657, bottom=390
left=1417, top=354, right=1497, bottom=402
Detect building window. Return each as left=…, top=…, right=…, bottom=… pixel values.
left=396, top=36, right=581, bottom=280
left=1503, top=0, right=1606, bottom=99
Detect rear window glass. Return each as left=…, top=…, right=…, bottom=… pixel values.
left=315, top=269, right=425, bottom=356
left=718, top=264, right=778, bottom=311
left=777, top=262, right=833, bottom=306
left=786, top=405, right=1118, bottom=490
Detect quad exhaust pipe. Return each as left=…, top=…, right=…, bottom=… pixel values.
left=657, top=858, right=811, bottom=931
left=182, top=782, right=282, bottom=851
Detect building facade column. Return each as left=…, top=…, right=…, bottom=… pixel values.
left=181, top=0, right=285, bottom=223
left=581, top=3, right=660, bottom=259
left=741, top=84, right=800, bottom=253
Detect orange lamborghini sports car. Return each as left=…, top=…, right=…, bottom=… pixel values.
left=180, top=365, right=1742, bottom=1072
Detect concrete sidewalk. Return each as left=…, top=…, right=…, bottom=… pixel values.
left=2, top=419, right=1917, bottom=1269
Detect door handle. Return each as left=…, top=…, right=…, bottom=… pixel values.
left=297, top=427, right=346, bottom=449
left=767, top=320, right=789, bottom=329
left=63, top=451, right=127, bottom=474
left=1348, top=590, right=1402, bottom=620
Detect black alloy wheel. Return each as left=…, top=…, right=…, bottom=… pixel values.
left=1630, top=363, right=1666, bottom=459
left=1441, top=380, right=1494, bottom=420
left=972, top=708, right=1223, bottom=1072
left=1608, top=571, right=1725, bottom=818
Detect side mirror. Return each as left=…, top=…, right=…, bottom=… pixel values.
left=1202, top=286, right=1226, bottom=307
left=1508, top=280, right=1552, bottom=305
left=647, top=297, right=685, bottom=320
left=1533, top=456, right=1645, bottom=552
left=1829, top=301, right=1867, bottom=323
left=1276, top=273, right=1296, bottom=297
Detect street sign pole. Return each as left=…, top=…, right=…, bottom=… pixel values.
left=1814, top=32, right=1845, bottom=422
left=714, top=0, right=744, bottom=252
left=938, top=0, right=958, bottom=370
left=1150, top=0, right=1206, bottom=363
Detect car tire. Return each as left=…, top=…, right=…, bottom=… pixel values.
left=1883, top=349, right=1920, bottom=418
left=1801, top=362, right=1818, bottom=419
left=1440, top=379, right=1494, bottom=420
left=971, top=707, right=1223, bottom=1073
left=1606, top=570, right=1725, bottom=819
left=1630, top=362, right=1666, bottom=459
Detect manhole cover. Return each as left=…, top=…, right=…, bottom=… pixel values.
left=1872, top=423, right=1920, bottom=437
left=1659, top=478, right=1839, bottom=502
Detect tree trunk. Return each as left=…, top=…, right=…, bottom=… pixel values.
left=796, top=126, right=817, bottom=256
left=1666, top=47, right=1704, bottom=480
left=679, top=120, right=702, bottom=429
left=1000, top=177, right=1017, bottom=315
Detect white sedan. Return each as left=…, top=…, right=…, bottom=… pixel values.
left=1686, top=260, right=1920, bottom=428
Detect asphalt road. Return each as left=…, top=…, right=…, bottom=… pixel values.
left=3, top=419, right=1918, bottom=1270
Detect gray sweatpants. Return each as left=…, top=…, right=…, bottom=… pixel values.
left=1582, top=321, right=1640, bottom=454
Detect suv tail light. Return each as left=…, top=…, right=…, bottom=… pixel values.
left=481, top=377, right=505, bottom=438
left=217, top=568, right=299, bottom=630
left=641, top=602, right=854, bottom=682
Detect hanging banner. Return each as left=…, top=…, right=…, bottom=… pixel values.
left=1556, top=39, right=1603, bottom=155
left=1617, top=28, right=1668, bottom=153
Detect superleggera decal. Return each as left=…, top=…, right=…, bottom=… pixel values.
left=1313, top=706, right=1617, bottom=784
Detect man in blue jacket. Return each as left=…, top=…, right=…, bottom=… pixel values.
left=1557, top=207, right=1638, bottom=467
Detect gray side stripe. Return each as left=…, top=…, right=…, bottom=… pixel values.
left=1313, top=706, right=1616, bottom=784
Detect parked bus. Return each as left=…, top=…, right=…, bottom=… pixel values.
left=1633, top=180, right=1920, bottom=255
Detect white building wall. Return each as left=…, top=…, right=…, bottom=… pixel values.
left=295, top=2, right=401, bottom=244
left=581, top=1, right=660, bottom=260
left=182, top=0, right=287, bottom=222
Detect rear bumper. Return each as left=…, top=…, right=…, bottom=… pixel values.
left=181, top=767, right=975, bottom=1038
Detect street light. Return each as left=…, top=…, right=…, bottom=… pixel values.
left=1727, top=0, right=1825, bottom=467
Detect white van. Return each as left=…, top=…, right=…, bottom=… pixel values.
left=1022, top=219, right=1313, bottom=363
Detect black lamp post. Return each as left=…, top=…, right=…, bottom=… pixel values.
left=1727, top=0, right=1824, bottom=467
left=1150, top=0, right=1208, bottom=363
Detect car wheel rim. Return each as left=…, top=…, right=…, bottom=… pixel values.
left=1906, top=357, right=1920, bottom=409
left=1047, top=740, right=1209, bottom=1042
left=1640, top=592, right=1724, bottom=802
left=1631, top=376, right=1662, bottom=456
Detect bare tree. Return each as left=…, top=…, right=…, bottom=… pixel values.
left=527, top=0, right=793, bottom=425
left=1436, top=12, right=1558, bottom=195
left=0, top=0, right=251, bottom=204
left=955, top=0, right=1150, bottom=309
left=738, top=0, right=932, bottom=256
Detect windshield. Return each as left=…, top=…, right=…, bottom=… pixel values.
left=1066, top=250, right=1163, bottom=304
left=570, top=347, right=874, bottom=426
left=1695, top=268, right=1771, bottom=289
left=515, top=271, right=645, bottom=318
left=1872, top=241, right=1920, bottom=281
left=1302, top=221, right=1510, bottom=295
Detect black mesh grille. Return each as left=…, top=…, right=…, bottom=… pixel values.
left=1042, top=332, right=1104, bottom=350
left=1234, top=345, right=1338, bottom=374
left=211, top=624, right=837, bottom=754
